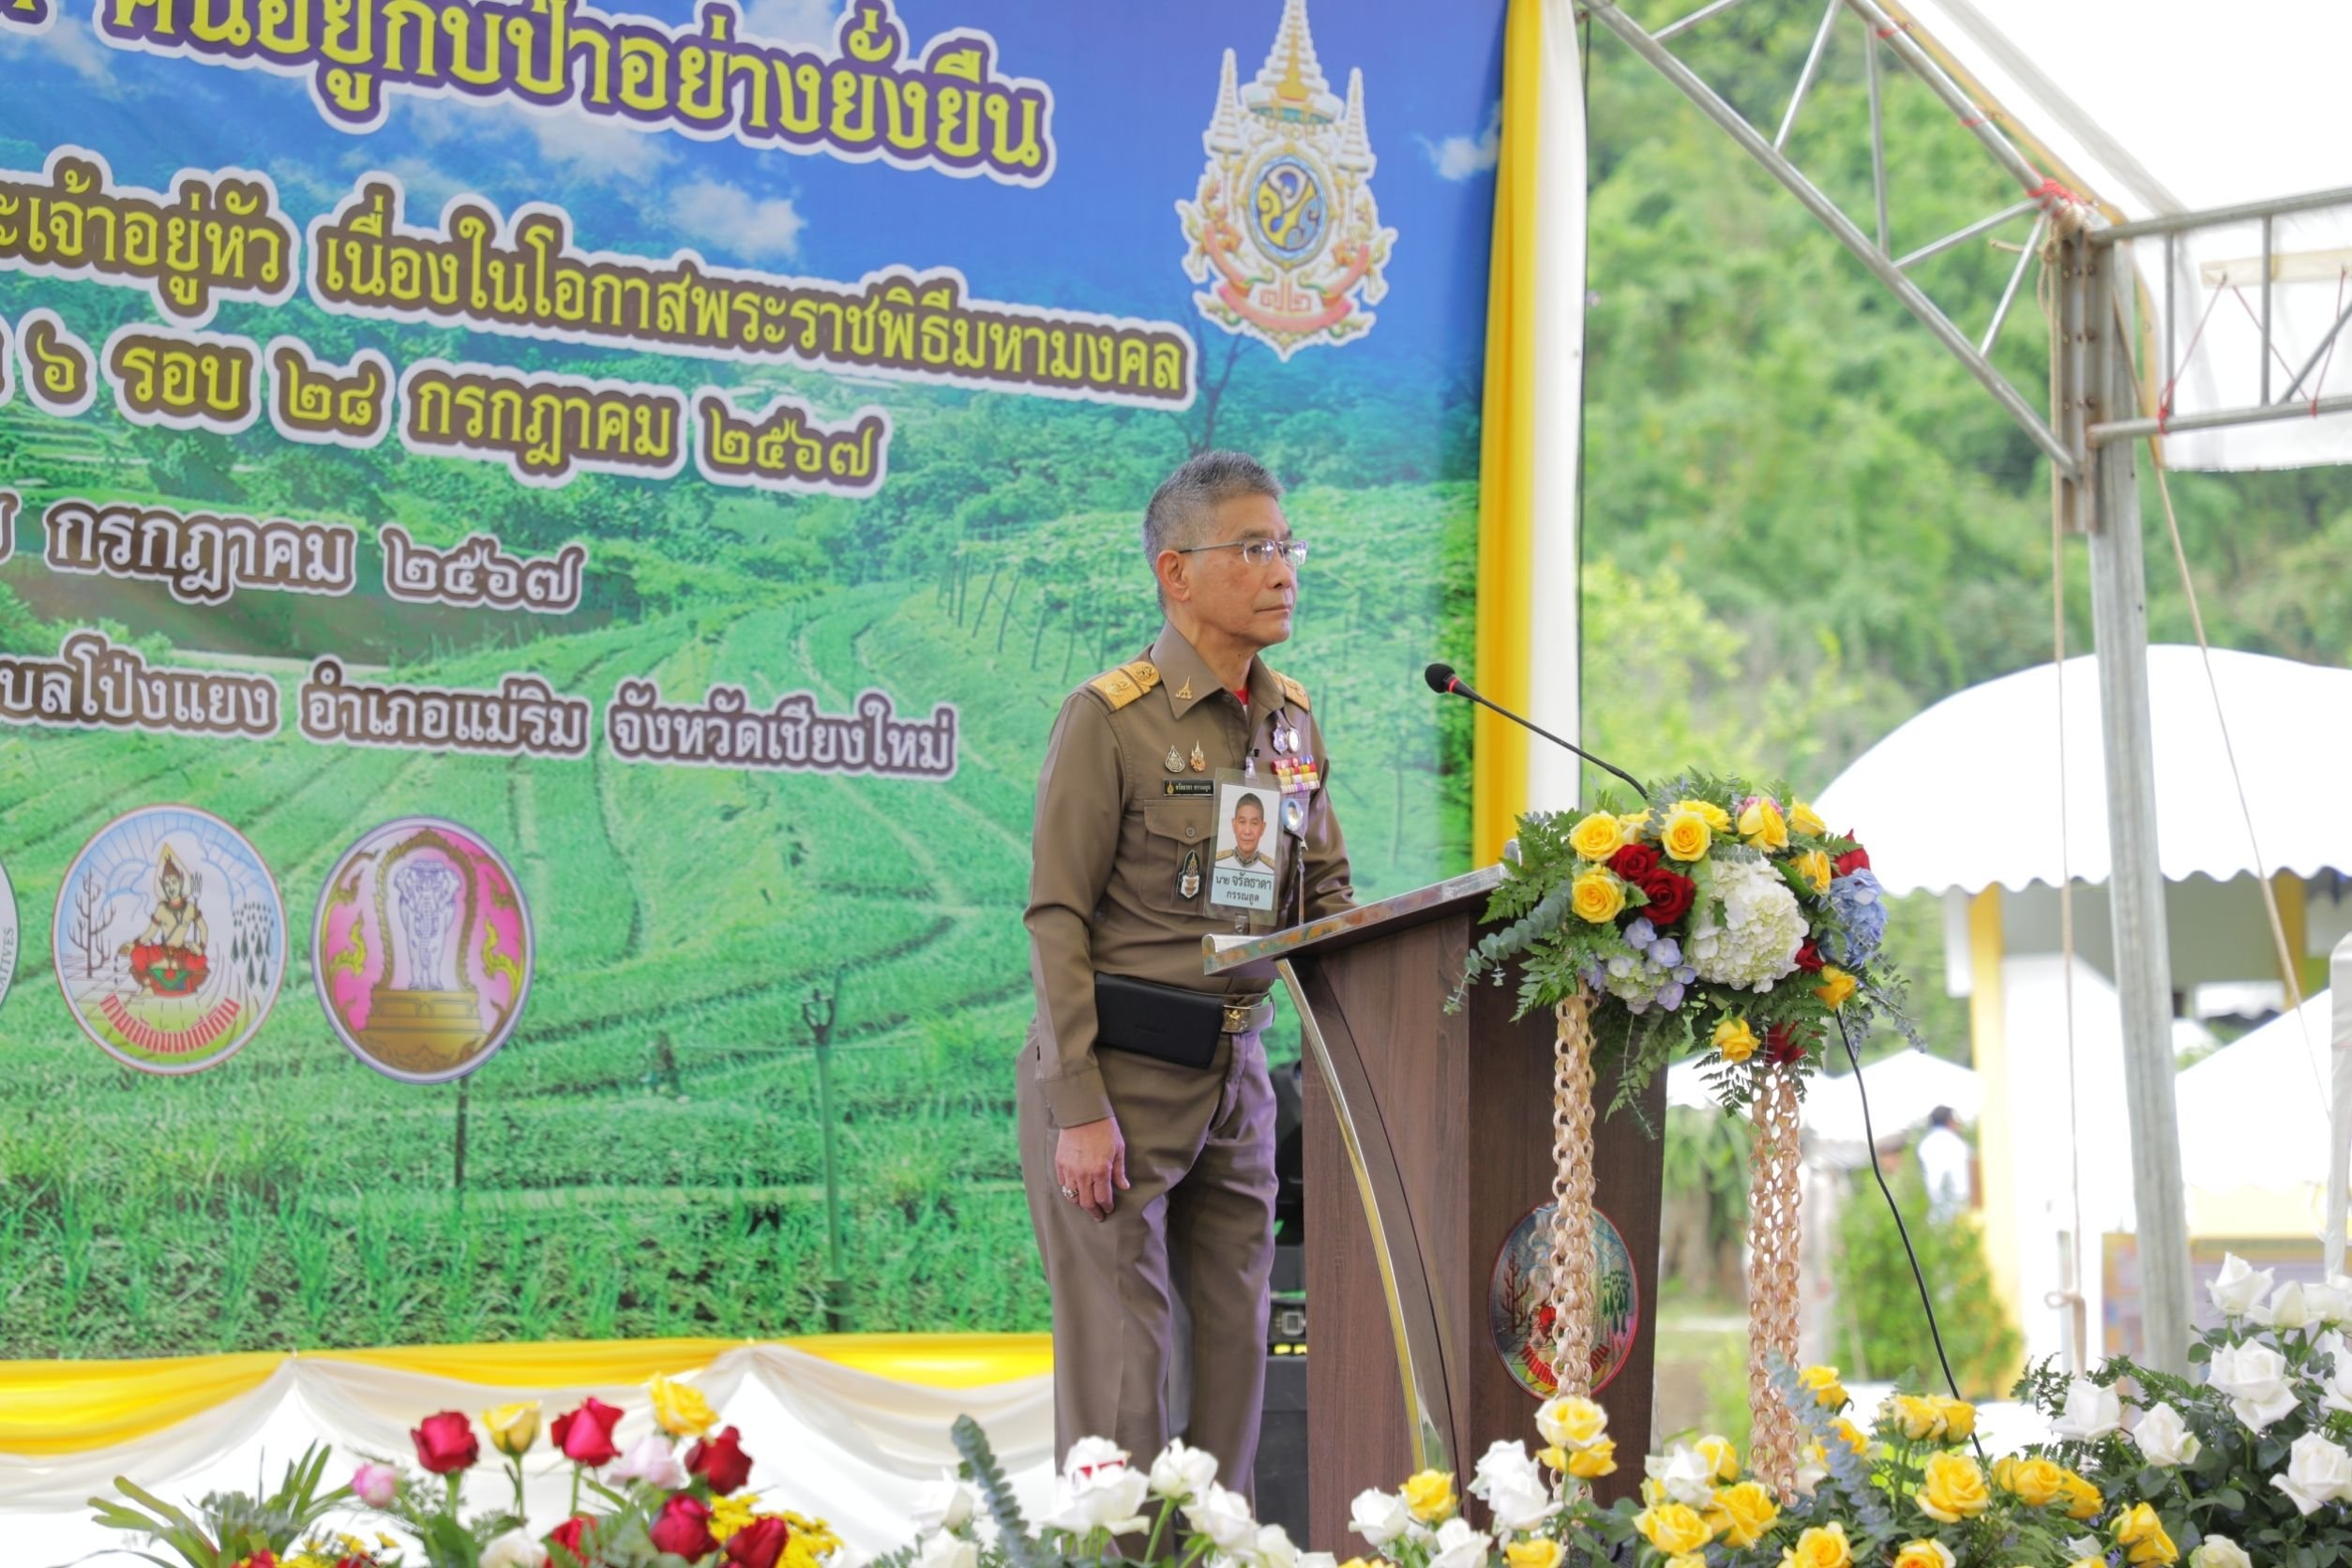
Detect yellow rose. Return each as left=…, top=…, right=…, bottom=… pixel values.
left=1536, top=1395, right=1609, bottom=1449
left=1569, top=811, right=1625, bottom=861
left=1992, top=1455, right=2065, bottom=1507
left=1571, top=869, right=1627, bottom=924
left=1793, top=849, right=1832, bottom=895
left=1660, top=810, right=1712, bottom=863
left=1622, top=808, right=1655, bottom=837
left=1798, top=1364, right=1848, bottom=1410
left=1635, top=1503, right=1713, bottom=1557
left=1712, top=1018, right=1759, bottom=1063
left=1932, top=1397, right=1977, bottom=1440
left=1403, top=1469, right=1456, bottom=1523
left=1781, top=1523, right=1852, bottom=1568
left=2115, top=1503, right=2179, bottom=1567
left=1666, top=1557, right=1707, bottom=1568
left=1505, top=1543, right=1564, bottom=1568
left=1566, top=1439, right=1619, bottom=1479
left=1886, top=1394, right=1944, bottom=1441
left=481, top=1400, right=541, bottom=1457
left=647, top=1373, right=718, bottom=1439
left=1789, top=801, right=1828, bottom=837
left=1695, top=1434, right=1740, bottom=1482
left=1833, top=1418, right=1870, bottom=1456
left=1892, top=1541, right=1956, bottom=1568
left=1739, top=798, right=1789, bottom=850
left=1537, top=1444, right=1569, bottom=1472
left=2059, top=1470, right=2103, bottom=1521
left=1916, top=1453, right=1991, bottom=1523
left=1707, top=1482, right=1780, bottom=1547
left=1815, top=966, right=1858, bottom=1010
left=1677, top=799, right=1733, bottom=833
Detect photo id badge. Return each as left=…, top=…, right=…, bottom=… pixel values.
left=1207, top=772, right=1282, bottom=915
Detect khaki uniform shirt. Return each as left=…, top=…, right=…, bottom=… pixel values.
left=1025, top=624, right=1355, bottom=1126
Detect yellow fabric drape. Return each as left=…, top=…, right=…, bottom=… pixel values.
left=0, top=1334, right=1053, bottom=1457
left=1473, top=0, right=1545, bottom=865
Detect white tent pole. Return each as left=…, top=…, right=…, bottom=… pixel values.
left=2079, top=238, right=2192, bottom=1376
left=2329, top=935, right=2352, bottom=1280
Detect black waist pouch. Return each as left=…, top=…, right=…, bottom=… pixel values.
left=1093, top=973, right=1224, bottom=1069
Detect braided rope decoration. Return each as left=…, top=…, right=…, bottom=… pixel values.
left=1545, top=990, right=1599, bottom=1400
left=1744, top=1063, right=1805, bottom=1497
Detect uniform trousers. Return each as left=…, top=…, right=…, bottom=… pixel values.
left=1017, top=1021, right=1277, bottom=1496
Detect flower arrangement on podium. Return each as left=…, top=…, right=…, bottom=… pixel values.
left=1459, top=775, right=1916, bottom=1491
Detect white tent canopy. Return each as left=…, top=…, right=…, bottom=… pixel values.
left=1665, top=1050, right=1980, bottom=1163
left=1898, top=0, right=2352, bottom=470
left=2175, top=989, right=2335, bottom=1193
left=1813, top=645, right=2352, bottom=896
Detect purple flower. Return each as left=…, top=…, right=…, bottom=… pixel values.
left=1656, top=980, right=1687, bottom=1011
left=1650, top=938, right=1682, bottom=969
left=1625, top=917, right=1658, bottom=951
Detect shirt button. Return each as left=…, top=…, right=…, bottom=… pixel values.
left=1184, top=825, right=1199, bottom=839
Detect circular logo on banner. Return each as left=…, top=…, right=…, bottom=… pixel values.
left=0, top=855, right=19, bottom=1014
left=1248, top=152, right=1331, bottom=264
left=53, top=806, right=284, bottom=1074
left=314, top=818, right=534, bottom=1084
left=1488, top=1200, right=1642, bottom=1398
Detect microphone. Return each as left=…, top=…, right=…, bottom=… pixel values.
left=1423, top=663, right=1648, bottom=796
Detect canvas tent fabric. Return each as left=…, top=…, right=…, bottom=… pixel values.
left=2174, top=989, right=2334, bottom=1193
left=1812, top=646, right=2352, bottom=895
left=1894, top=0, right=2352, bottom=470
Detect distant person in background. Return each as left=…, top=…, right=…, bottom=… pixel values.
left=1918, top=1105, right=1971, bottom=1222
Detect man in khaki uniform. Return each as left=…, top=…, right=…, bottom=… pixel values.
left=1019, top=450, right=1354, bottom=1490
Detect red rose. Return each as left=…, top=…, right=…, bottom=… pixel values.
left=1793, top=940, right=1825, bottom=973
left=1609, top=843, right=1660, bottom=881
left=1833, top=841, right=1871, bottom=877
left=235, top=1555, right=279, bottom=1568
left=1636, top=868, right=1695, bottom=928
left=649, top=1495, right=719, bottom=1560
left=550, top=1397, right=624, bottom=1468
left=687, top=1425, right=755, bottom=1495
left=727, top=1517, right=792, bottom=1568
left=547, top=1515, right=597, bottom=1563
left=1765, top=1023, right=1816, bottom=1067
left=410, top=1411, right=479, bottom=1474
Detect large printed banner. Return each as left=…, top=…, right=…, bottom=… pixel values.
left=0, top=0, right=1504, bottom=1353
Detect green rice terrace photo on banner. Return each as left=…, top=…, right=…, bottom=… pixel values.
left=0, top=0, right=1506, bottom=1353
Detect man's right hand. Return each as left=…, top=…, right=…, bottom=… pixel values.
left=1056, top=1116, right=1129, bottom=1221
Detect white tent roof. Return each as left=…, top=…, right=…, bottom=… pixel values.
left=1813, top=645, right=2352, bottom=896
left=2176, top=989, right=2336, bottom=1192
left=1665, top=1050, right=1979, bottom=1162
left=1900, top=0, right=2352, bottom=471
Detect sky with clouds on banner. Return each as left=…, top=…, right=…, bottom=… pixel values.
left=0, top=0, right=1510, bottom=380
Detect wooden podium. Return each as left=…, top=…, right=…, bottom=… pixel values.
left=1207, top=867, right=1665, bottom=1549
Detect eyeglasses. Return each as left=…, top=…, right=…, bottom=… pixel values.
left=1171, top=537, right=1311, bottom=569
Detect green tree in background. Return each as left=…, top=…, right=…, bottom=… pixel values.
left=1831, top=1164, right=2021, bottom=1400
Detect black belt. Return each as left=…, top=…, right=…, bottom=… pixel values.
left=1093, top=973, right=1268, bottom=1069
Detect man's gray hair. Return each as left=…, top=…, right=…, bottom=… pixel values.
left=1142, top=450, right=1284, bottom=567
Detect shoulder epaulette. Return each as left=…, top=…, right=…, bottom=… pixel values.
left=1087, top=659, right=1162, bottom=712
left=1274, top=670, right=1311, bottom=711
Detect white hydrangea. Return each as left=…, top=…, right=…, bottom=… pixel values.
left=1685, top=858, right=1807, bottom=991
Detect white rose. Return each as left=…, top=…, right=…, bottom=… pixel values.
left=1427, top=1517, right=1493, bottom=1568
left=2208, top=1253, right=2275, bottom=1319
left=2131, top=1402, right=2202, bottom=1468
left=1185, top=1483, right=1261, bottom=1555
left=1791, top=1442, right=1829, bottom=1499
left=1300, top=1555, right=1339, bottom=1568
left=911, top=1474, right=980, bottom=1533
left=480, top=1530, right=543, bottom=1568
left=1349, top=1489, right=1413, bottom=1548
left=2306, top=1281, right=2352, bottom=1328
left=2192, top=1538, right=2252, bottom=1568
left=1256, top=1523, right=1300, bottom=1568
left=2317, top=1332, right=2352, bottom=1415
left=1063, top=1436, right=1131, bottom=1480
left=609, top=1433, right=688, bottom=1490
left=2263, top=1281, right=2313, bottom=1331
left=2053, top=1377, right=2124, bottom=1440
left=1643, top=1441, right=1719, bottom=1507
left=2067, top=1537, right=2106, bottom=1561
left=1045, top=1465, right=1152, bottom=1535
left=915, top=1530, right=980, bottom=1568
left=1470, top=1439, right=1544, bottom=1500
left=1149, top=1439, right=1223, bottom=1501
left=2209, top=1341, right=2301, bottom=1432
left=1483, top=1471, right=1560, bottom=1533
left=2274, top=1432, right=2352, bottom=1515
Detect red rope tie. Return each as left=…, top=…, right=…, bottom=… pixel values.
left=1875, top=22, right=1910, bottom=37
left=2026, top=176, right=2087, bottom=211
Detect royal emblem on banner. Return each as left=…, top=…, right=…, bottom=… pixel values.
left=1177, top=0, right=1396, bottom=360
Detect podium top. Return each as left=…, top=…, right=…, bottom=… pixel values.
left=1201, top=863, right=1507, bottom=977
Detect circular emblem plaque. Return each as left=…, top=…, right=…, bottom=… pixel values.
left=53, top=805, right=284, bottom=1074
left=0, top=854, right=19, bottom=1015
left=1248, top=152, right=1332, bottom=264
left=314, top=817, right=534, bottom=1084
left=1488, top=1200, right=1642, bottom=1398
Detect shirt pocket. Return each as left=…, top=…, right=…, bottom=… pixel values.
left=1135, top=800, right=1214, bottom=915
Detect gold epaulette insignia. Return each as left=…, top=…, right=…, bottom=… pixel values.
left=1087, top=659, right=1162, bottom=711
left=1274, top=671, right=1311, bottom=711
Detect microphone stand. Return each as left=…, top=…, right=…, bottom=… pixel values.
left=1432, top=673, right=1648, bottom=797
